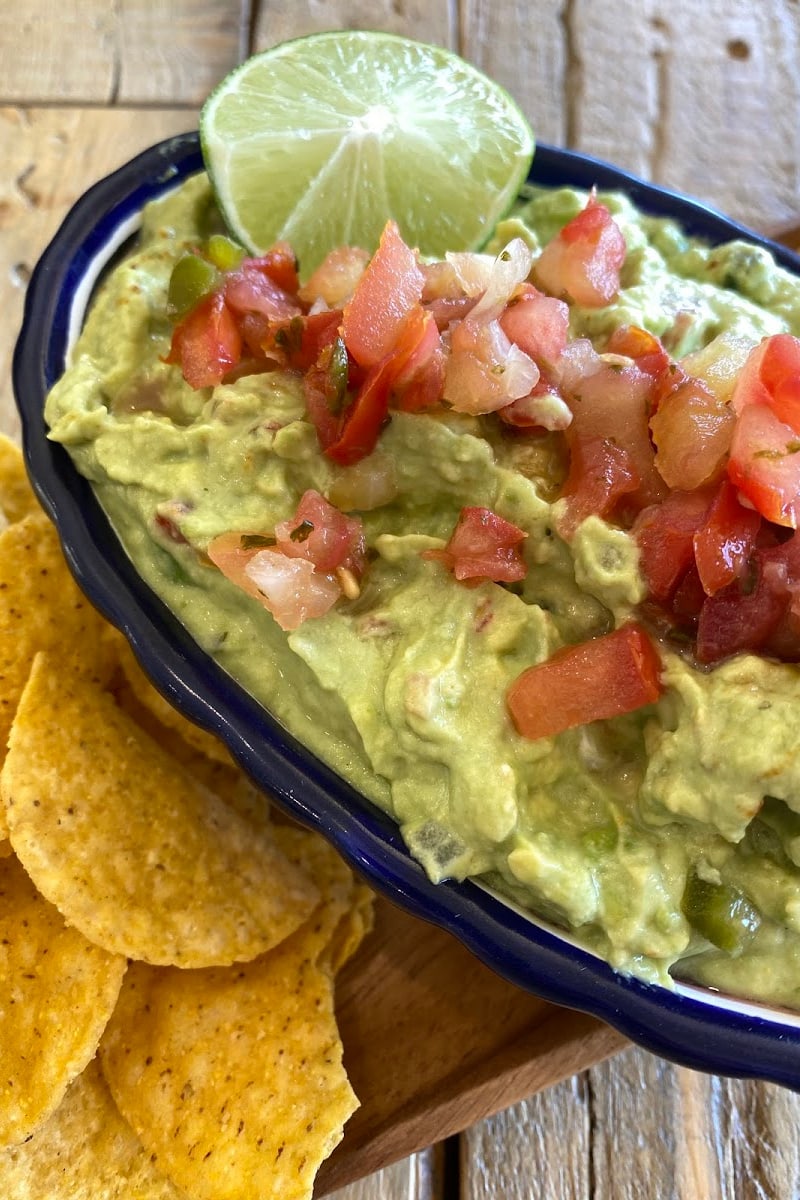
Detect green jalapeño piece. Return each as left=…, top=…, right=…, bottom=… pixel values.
left=206, top=234, right=244, bottom=272
left=167, top=253, right=220, bottom=319
left=682, top=871, right=762, bottom=955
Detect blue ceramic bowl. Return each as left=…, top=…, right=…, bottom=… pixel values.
left=14, top=132, right=800, bottom=1088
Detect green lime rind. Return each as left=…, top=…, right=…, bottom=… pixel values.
left=200, top=31, right=534, bottom=277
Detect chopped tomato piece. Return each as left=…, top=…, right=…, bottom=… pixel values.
left=164, top=291, right=242, bottom=389
left=274, top=489, right=365, bottom=575
left=696, top=554, right=788, bottom=664
left=693, top=480, right=761, bottom=596
left=731, top=333, right=800, bottom=426
left=533, top=193, right=626, bottom=308
left=443, top=317, right=539, bottom=415
left=633, top=488, right=714, bottom=604
left=557, top=345, right=666, bottom=511
left=298, top=245, right=369, bottom=308
left=507, top=623, right=662, bottom=741
left=499, top=284, right=569, bottom=367
left=247, top=243, right=300, bottom=294
left=728, top=402, right=800, bottom=528
left=342, top=221, right=425, bottom=368
left=224, top=260, right=301, bottom=322
left=262, top=309, right=343, bottom=372
left=325, top=306, right=438, bottom=466
left=423, top=506, right=527, bottom=583
left=303, top=336, right=350, bottom=452
left=605, top=325, right=671, bottom=379
left=650, top=375, right=735, bottom=490
left=558, top=435, right=640, bottom=538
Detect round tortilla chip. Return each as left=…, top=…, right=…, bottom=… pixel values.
left=0, top=434, right=39, bottom=525
left=0, top=512, right=117, bottom=761
left=2, top=653, right=319, bottom=966
left=100, top=945, right=358, bottom=1200
left=0, top=855, right=126, bottom=1148
left=113, top=633, right=232, bottom=766
left=272, top=824, right=375, bottom=973
left=0, top=1058, right=182, bottom=1198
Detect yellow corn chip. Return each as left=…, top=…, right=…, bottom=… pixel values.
left=113, top=673, right=270, bottom=830
left=272, top=824, right=375, bottom=973
left=100, top=942, right=358, bottom=1200
left=0, top=855, right=126, bottom=1148
left=2, top=653, right=319, bottom=967
left=0, top=434, right=39, bottom=525
left=0, top=1058, right=182, bottom=1199
left=0, top=512, right=116, bottom=763
left=114, top=633, right=231, bottom=766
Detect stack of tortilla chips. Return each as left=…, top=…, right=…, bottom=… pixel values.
left=0, top=435, right=373, bottom=1199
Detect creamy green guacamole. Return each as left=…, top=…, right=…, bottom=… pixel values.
left=46, top=174, right=800, bottom=1005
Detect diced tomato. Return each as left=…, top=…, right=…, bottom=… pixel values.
left=605, top=325, right=671, bottom=379
left=650, top=375, right=735, bottom=490
left=246, top=243, right=300, bottom=294
left=342, top=221, right=425, bottom=368
left=499, top=284, right=569, bottom=367
left=303, top=336, right=350, bottom=452
left=393, top=343, right=447, bottom=412
left=726, top=336, right=800, bottom=527
left=728, top=402, right=800, bottom=527
left=556, top=347, right=666, bottom=511
left=274, top=489, right=365, bottom=575
left=671, top=563, right=706, bottom=629
left=507, top=623, right=662, bottom=741
left=558, top=435, right=641, bottom=538
left=164, top=291, right=242, bottom=389
left=696, top=554, right=788, bottom=664
left=533, top=193, right=626, bottom=308
left=443, top=317, right=539, bottom=415
left=325, top=306, right=438, bottom=466
left=261, top=309, right=343, bottom=372
left=224, top=260, right=301, bottom=322
left=423, top=506, right=527, bottom=583
left=693, top=480, right=761, bottom=595
left=298, top=245, right=369, bottom=308
left=633, top=488, right=714, bottom=604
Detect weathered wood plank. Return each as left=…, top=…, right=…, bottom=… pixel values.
left=567, top=0, right=800, bottom=231
left=459, top=0, right=568, bottom=146
left=0, top=106, right=197, bottom=440
left=3, top=2, right=246, bottom=104
left=461, top=1073, right=591, bottom=1200
left=251, top=0, right=456, bottom=52
left=463, top=1047, right=800, bottom=1200
left=328, top=1148, right=441, bottom=1200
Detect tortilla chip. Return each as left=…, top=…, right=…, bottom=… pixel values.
left=0, top=855, right=126, bottom=1148
left=0, top=434, right=39, bottom=525
left=113, top=674, right=270, bottom=829
left=0, top=512, right=116, bottom=762
left=114, top=633, right=231, bottom=765
left=0, top=1058, right=182, bottom=1199
left=100, top=943, right=358, bottom=1200
left=272, top=824, right=374, bottom=972
left=2, top=653, right=319, bottom=967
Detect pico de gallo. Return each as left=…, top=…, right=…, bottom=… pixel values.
left=163, top=192, right=800, bottom=742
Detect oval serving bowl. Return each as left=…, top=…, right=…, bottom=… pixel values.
left=14, top=132, right=800, bottom=1088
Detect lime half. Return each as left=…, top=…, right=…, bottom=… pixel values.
left=200, top=31, right=534, bottom=277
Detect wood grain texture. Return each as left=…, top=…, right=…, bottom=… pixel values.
left=315, top=898, right=624, bottom=1194
left=251, top=0, right=456, bottom=51
left=3, top=2, right=246, bottom=104
left=0, top=106, right=197, bottom=442
left=327, top=1148, right=441, bottom=1200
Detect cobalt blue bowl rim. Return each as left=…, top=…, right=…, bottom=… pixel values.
left=13, top=130, right=800, bottom=1090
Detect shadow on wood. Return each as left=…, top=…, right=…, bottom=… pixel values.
left=315, top=897, right=627, bottom=1195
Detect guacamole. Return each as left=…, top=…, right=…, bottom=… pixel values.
left=45, top=174, right=800, bottom=1006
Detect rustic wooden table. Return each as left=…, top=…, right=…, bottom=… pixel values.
left=3, top=3, right=800, bottom=1198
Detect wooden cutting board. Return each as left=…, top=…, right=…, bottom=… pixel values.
left=315, top=896, right=628, bottom=1195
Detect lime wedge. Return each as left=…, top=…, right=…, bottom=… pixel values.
left=200, top=31, right=534, bottom=277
